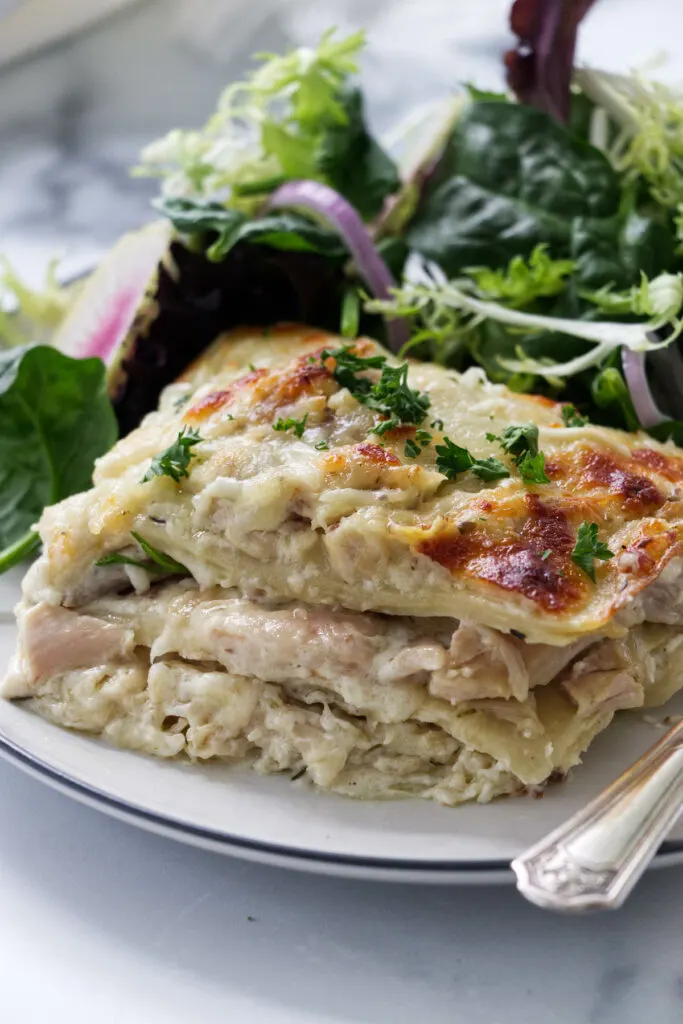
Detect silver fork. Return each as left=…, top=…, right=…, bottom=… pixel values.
left=512, top=718, right=683, bottom=912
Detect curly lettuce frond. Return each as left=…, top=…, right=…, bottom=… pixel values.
left=464, top=244, right=576, bottom=309
left=370, top=268, right=683, bottom=382
left=134, top=29, right=366, bottom=206
left=581, top=271, right=683, bottom=321
left=576, top=67, right=683, bottom=211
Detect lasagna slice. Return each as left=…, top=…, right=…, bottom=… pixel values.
left=4, top=325, right=683, bottom=804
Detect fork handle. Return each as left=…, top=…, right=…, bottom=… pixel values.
left=512, top=718, right=683, bottom=912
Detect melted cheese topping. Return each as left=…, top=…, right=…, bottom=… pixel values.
left=33, top=325, right=683, bottom=645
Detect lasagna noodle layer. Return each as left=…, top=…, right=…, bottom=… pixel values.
left=28, top=326, right=683, bottom=646
left=5, top=583, right=683, bottom=805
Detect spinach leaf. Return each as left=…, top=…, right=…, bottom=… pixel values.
left=406, top=102, right=620, bottom=275
left=406, top=101, right=676, bottom=289
left=570, top=209, right=675, bottom=290
left=315, top=86, right=400, bottom=220
left=0, top=346, right=117, bottom=574
left=155, top=197, right=346, bottom=262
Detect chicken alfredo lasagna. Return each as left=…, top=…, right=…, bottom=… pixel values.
left=5, top=325, right=683, bottom=805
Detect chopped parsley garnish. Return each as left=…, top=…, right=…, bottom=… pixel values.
left=321, top=345, right=385, bottom=396
left=273, top=414, right=308, bottom=438
left=435, top=437, right=509, bottom=482
left=435, top=438, right=473, bottom=479
left=570, top=522, right=614, bottom=581
left=314, top=440, right=330, bottom=450
left=142, top=427, right=202, bottom=484
left=487, top=422, right=549, bottom=486
left=430, top=418, right=444, bottom=431
left=405, top=428, right=433, bottom=459
left=321, top=346, right=430, bottom=435
left=366, top=363, right=431, bottom=434
left=561, top=403, right=589, bottom=428
left=517, top=450, right=550, bottom=485
left=487, top=422, right=539, bottom=459
left=471, top=456, right=511, bottom=482
left=95, top=532, right=190, bottom=576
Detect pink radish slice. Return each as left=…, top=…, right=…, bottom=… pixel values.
left=53, top=220, right=171, bottom=365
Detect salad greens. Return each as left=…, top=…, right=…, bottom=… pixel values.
left=136, top=29, right=398, bottom=221
left=136, top=19, right=683, bottom=433
left=0, top=257, right=71, bottom=349
left=0, top=346, right=117, bottom=573
left=405, top=100, right=634, bottom=279
left=156, top=197, right=347, bottom=263
left=465, top=245, right=576, bottom=309
left=5, top=4, right=683, bottom=576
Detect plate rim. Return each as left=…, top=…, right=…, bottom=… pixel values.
left=2, top=730, right=683, bottom=882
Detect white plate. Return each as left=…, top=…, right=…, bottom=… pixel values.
left=1, top=588, right=683, bottom=883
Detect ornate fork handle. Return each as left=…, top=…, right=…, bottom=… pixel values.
left=512, top=718, right=683, bottom=912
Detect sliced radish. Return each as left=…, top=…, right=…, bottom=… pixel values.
left=53, top=220, right=171, bottom=367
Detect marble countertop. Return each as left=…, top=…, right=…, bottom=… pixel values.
left=1, top=1, right=683, bottom=1021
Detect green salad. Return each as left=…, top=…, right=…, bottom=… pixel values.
left=2, top=0, right=683, bottom=573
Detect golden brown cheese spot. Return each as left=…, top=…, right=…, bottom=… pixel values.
left=580, top=450, right=663, bottom=511
left=184, top=349, right=336, bottom=426
left=355, top=443, right=401, bottom=466
left=546, top=446, right=664, bottom=513
left=618, top=522, right=680, bottom=580
left=416, top=519, right=581, bottom=612
left=375, top=424, right=418, bottom=442
left=524, top=392, right=562, bottom=410
left=247, top=349, right=335, bottom=416
left=267, top=324, right=331, bottom=344
left=415, top=494, right=587, bottom=612
left=321, top=444, right=424, bottom=492
left=471, top=544, right=581, bottom=610
left=184, top=368, right=267, bottom=422
left=521, top=494, right=575, bottom=556
left=631, top=447, right=683, bottom=483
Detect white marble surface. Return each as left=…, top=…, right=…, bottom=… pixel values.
left=2, top=1, right=683, bottom=1021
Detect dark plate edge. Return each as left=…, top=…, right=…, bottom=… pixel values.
left=1, top=733, right=682, bottom=878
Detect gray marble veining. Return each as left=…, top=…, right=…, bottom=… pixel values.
left=0, top=0, right=512, bottom=257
